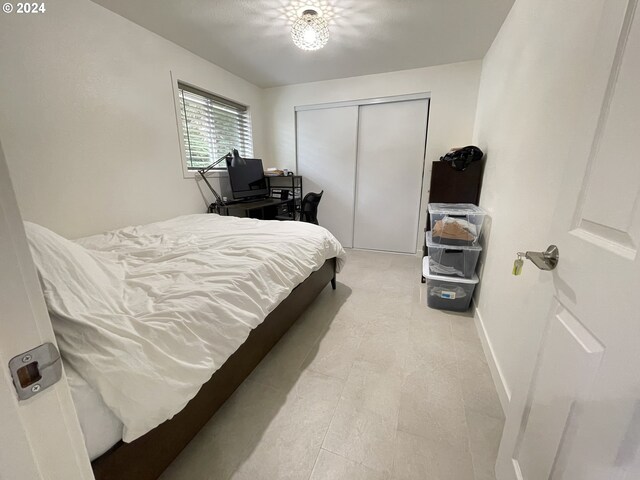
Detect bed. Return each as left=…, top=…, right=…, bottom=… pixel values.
left=25, top=214, right=345, bottom=480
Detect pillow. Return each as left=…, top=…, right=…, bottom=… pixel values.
left=24, top=222, right=125, bottom=317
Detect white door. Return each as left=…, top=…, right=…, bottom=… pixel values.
left=353, top=100, right=428, bottom=253
left=0, top=142, right=93, bottom=479
left=296, top=107, right=358, bottom=247
left=497, top=1, right=640, bottom=478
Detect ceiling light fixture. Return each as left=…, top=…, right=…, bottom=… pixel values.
left=291, top=8, right=329, bottom=51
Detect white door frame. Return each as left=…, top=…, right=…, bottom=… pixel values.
left=294, top=92, right=432, bottom=112
left=0, top=140, right=93, bottom=479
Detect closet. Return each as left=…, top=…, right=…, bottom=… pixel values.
left=296, top=96, right=429, bottom=253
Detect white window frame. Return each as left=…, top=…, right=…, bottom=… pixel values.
left=170, top=72, right=254, bottom=179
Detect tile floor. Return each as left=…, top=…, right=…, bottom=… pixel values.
left=160, top=249, right=504, bottom=480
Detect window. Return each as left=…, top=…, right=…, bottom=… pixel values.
left=178, top=83, right=253, bottom=171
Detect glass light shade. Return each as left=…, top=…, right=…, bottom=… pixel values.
left=291, top=10, right=329, bottom=51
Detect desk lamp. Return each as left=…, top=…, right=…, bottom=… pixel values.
left=198, top=149, right=245, bottom=209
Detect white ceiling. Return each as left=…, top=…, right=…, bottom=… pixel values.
left=91, top=0, right=514, bottom=88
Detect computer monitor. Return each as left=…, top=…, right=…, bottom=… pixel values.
left=226, top=157, right=269, bottom=200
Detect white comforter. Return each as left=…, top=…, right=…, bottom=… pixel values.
left=25, top=214, right=345, bottom=442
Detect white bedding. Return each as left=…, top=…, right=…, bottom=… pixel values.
left=26, top=214, right=345, bottom=443
left=64, top=362, right=123, bottom=460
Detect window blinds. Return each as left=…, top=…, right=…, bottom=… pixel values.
left=178, top=83, right=253, bottom=170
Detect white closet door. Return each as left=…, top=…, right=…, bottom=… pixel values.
left=296, top=107, right=358, bottom=247
left=353, top=100, right=429, bottom=253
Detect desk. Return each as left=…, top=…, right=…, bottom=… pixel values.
left=215, top=197, right=294, bottom=220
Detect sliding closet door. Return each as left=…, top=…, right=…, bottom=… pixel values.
left=296, top=107, right=358, bottom=247
left=353, top=100, right=429, bottom=253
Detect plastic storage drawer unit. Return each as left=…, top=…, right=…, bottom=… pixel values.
left=428, top=203, right=487, bottom=246
left=422, top=257, right=479, bottom=311
left=426, top=232, right=482, bottom=279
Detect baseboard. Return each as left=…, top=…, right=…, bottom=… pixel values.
left=472, top=302, right=511, bottom=413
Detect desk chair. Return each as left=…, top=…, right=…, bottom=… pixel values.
left=300, top=191, right=323, bottom=225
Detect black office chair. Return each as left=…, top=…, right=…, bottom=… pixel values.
left=300, top=191, right=323, bottom=224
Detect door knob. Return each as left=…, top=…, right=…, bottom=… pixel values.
left=516, top=245, right=559, bottom=271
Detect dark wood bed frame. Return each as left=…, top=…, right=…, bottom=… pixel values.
left=91, top=257, right=337, bottom=480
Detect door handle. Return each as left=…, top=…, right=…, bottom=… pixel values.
left=517, top=245, right=559, bottom=271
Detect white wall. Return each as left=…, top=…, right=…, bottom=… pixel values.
left=472, top=0, right=614, bottom=407
left=0, top=0, right=265, bottom=238
left=263, top=61, right=483, bottom=252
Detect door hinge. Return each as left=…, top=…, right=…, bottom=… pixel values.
left=9, top=343, right=62, bottom=401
